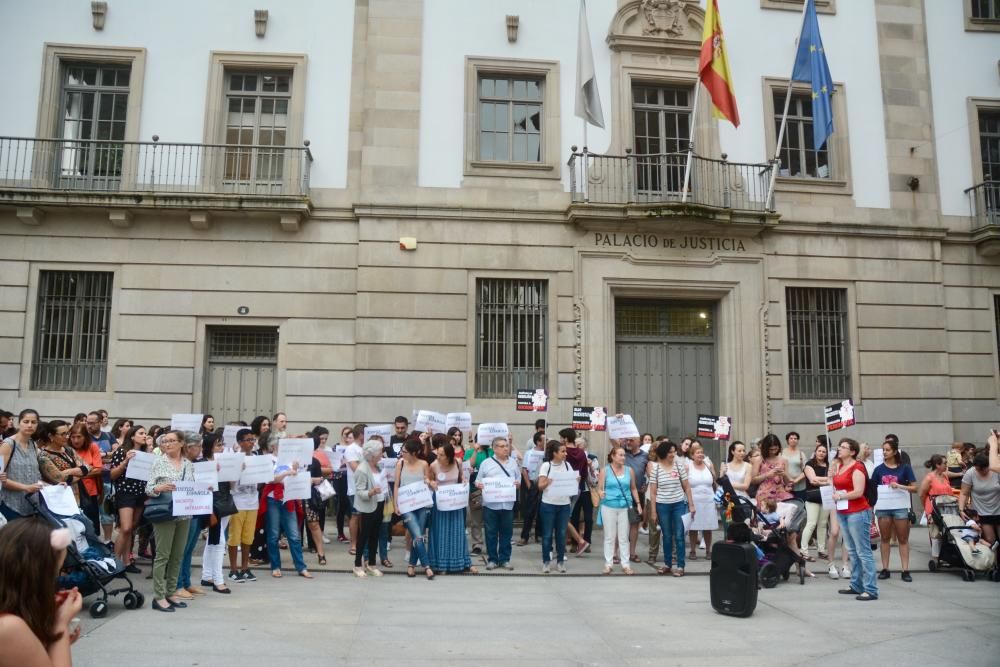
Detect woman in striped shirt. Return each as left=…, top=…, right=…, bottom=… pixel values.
left=647, top=440, right=695, bottom=577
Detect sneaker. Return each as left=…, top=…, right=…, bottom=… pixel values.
left=337, top=535, right=349, bottom=543
left=901, top=570, right=912, bottom=582
left=472, top=546, right=483, bottom=555
left=500, top=562, right=514, bottom=571
left=840, top=566, right=850, bottom=579
left=878, top=569, right=890, bottom=580
left=229, top=570, right=245, bottom=583
left=639, top=526, right=649, bottom=535
left=322, top=536, right=331, bottom=544
left=241, top=569, right=257, bottom=583
left=827, top=564, right=839, bottom=579
left=557, top=561, right=567, bottom=573
left=124, top=563, right=141, bottom=574
left=486, top=561, right=499, bottom=571
left=542, top=563, right=551, bottom=574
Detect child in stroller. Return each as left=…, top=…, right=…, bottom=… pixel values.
left=30, top=491, right=144, bottom=617
left=927, top=495, right=999, bottom=582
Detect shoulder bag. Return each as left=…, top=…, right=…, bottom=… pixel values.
left=611, top=466, right=641, bottom=524
left=145, top=465, right=185, bottom=523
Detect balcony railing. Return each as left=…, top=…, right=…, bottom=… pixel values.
left=568, top=149, right=775, bottom=213
left=0, top=136, right=312, bottom=198
left=966, top=181, right=1000, bottom=228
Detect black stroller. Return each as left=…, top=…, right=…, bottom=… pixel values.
left=927, top=495, right=999, bottom=582
left=30, top=492, right=144, bottom=617
left=717, top=475, right=809, bottom=587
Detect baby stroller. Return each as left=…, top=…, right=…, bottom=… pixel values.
left=30, top=492, right=143, bottom=617
left=717, top=476, right=809, bottom=587
left=927, top=495, right=999, bottom=583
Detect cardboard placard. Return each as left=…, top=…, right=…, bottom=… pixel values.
left=825, top=399, right=855, bottom=432
left=696, top=414, right=732, bottom=441
left=516, top=388, right=548, bottom=412
left=572, top=406, right=607, bottom=432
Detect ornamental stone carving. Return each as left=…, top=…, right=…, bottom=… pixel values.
left=641, top=0, right=686, bottom=38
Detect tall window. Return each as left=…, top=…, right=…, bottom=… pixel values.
left=995, top=295, right=1000, bottom=378
left=972, top=0, right=1000, bottom=20
left=475, top=279, right=547, bottom=398
left=786, top=287, right=850, bottom=399
left=224, top=70, right=291, bottom=190
left=32, top=271, right=113, bottom=391
left=632, top=84, right=692, bottom=195
left=478, top=75, right=543, bottom=163
left=980, top=109, right=1000, bottom=182
left=58, top=63, right=131, bottom=190
left=774, top=91, right=830, bottom=179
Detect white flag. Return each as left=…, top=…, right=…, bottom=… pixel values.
left=575, top=0, right=605, bottom=129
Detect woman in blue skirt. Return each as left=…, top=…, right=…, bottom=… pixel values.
left=428, top=439, right=478, bottom=574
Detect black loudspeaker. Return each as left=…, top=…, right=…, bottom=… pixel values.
left=710, top=542, right=758, bottom=618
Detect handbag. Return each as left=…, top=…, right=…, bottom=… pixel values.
left=610, top=465, right=641, bottom=524
left=144, top=464, right=186, bottom=523
left=315, top=479, right=335, bottom=502
left=213, top=490, right=237, bottom=518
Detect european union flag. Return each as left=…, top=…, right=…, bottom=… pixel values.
left=791, top=0, right=834, bottom=151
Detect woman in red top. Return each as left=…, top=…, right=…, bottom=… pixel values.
left=67, top=423, right=104, bottom=532
left=831, top=437, right=878, bottom=601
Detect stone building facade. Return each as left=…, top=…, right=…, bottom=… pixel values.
left=0, top=0, right=998, bottom=463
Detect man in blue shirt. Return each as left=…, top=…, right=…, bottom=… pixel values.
left=86, top=411, right=116, bottom=541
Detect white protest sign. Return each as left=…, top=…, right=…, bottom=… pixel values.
left=232, top=484, right=259, bottom=511
left=239, top=456, right=275, bottom=485
left=380, top=457, right=398, bottom=476
left=277, top=439, right=313, bottom=467
left=172, top=481, right=214, bottom=516
left=364, top=424, right=393, bottom=445
left=215, top=452, right=245, bottom=482
left=170, top=413, right=203, bottom=433
left=373, top=472, right=387, bottom=502
left=193, top=461, right=220, bottom=491
left=282, top=471, right=312, bottom=501
left=446, top=412, right=472, bottom=432
left=476, top=423, right=509, bottom=446
left=415, top=410, right=447, bottom=433
left=125, top=451, right=156, bottom=481
left=606, top=415, right=640, bottom=440
left=40, top=484, right=80, bottom=516
left=481, top=477, right=516, bottom=504
left=836, top=497, right=849, bottom=511
left=681, top=512, right=694, bottom=532
left=435, top=483, right=469, bottom=511
left=523, top=449, right=544, bottom=477
left=329, top=447, right=344, bottom=471
left=872, top=447, right=885, bottom=468
left=222, top=425, right=242, bottom=451
left=820, top=485, right=836, bottom=511
left=396, top=481, right=434, bottom=514
left=546, top=470, right=580, bottom=496
left=874, top=485, right=910, bottom=511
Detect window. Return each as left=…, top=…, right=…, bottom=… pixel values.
left=773, top=90, right=829, bottom=180
left=632, top=84, right=692, bottom=197
left=31, top=271, right=113, bottom=391
left=980, top=109, right=1000, bottom=182
left=996, top=295, right=1000, bottom=378
left=786, top=287, right=850, bottom=399
left=475, top=279, right=547, bottom=398
left=478, top=76, right=543, bottom=163
left=972, top=0, right=1000, bottom=20
left=464, top=57, right=560, bottom=179
left=57, top=62, right=131, bottom=190
left=223, top=70, right=291, bottom=191
left=970, top=101, right=1000, bottom=226
left=763, top=78, right=851, bottom=195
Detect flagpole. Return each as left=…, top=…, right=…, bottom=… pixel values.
left=681, top=76, right=701, bottom=204
left=583, top=119, right=589, bottom=203
left=766, top=0, right=812, bottom=209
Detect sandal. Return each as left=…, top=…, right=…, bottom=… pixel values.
left=407, top=566, right=416, bottom=578
left=348, top=548, right=356, bottom=556
left=298, top=570, right=313, bottom=579
left=657, top=566, right=672, bottom=575
left=381, top=559, right=393, bottom=568
left=629, top=555, right=641, bottom=563
left=271, top=569, right=282, bottom=578
left=318, top=555, right=327, bottom=566
left=818, top=552, right=828, bottom=560
left=365, top=566, right=383, bottom=577
left=353, top=567, right=367, bottom=578
left=623, top=567, right=635, bottom=576
left=803, top=554, right=816, bottom=562
left=672, top=568, right=684, bottom=577
left=602, top=565, right=612, bottom=575
left=425, top=568, right=435, bottom=580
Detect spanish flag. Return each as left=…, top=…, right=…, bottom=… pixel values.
left=699, top=0, right=740, bottom=127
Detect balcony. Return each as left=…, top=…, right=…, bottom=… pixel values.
left=966, top=181, right=1000, bottom=256
left=567, top=149, right=779, bottom=232
left=0, top=136, right=313, bottom=229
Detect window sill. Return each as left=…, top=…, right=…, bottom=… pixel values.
left=774, top=175, right=852, bottom=197
left=465, top=160, right=559, bottom=180
left=966, top=17, right=1000, bottom=32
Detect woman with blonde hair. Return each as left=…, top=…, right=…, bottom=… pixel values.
left=686, top=443, right=718, bottom=561
left=597, top=444, right=641, bottom=575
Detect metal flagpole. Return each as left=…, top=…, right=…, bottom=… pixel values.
left=766, top=0, right=812, bottom=209
left=583, top=119, right=589, bottom=202
left=680, top=76, right=701, bottom=204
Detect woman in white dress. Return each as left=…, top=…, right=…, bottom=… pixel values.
left=686, top=443, right=718, bottom=560
left=720, top=441, right=751, bottom=499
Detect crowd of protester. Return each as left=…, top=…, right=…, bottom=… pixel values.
left=1, top=405, right=999, bottom=662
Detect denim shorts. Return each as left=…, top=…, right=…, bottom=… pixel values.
left=875, top=508, right=909, bottom=520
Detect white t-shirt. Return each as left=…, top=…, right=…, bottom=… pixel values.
left=539, top=461, right=573, bottom=506
left=344, top=443, right=363, bottom=495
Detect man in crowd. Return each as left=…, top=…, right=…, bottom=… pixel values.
left=228, top=428, right=260, bottom=583
left=517, top=430, right=546, bottom=546
left=561, top=428, right=590, bottom=554
left=623, top=436, right=648, bottom=564
left=86, top=411, right=116, bottom=542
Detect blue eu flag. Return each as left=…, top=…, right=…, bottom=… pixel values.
left=791, top=0, right=834, bottom=151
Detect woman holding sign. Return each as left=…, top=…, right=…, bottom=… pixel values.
left=648, top=440, right=695, bottom=577
left=109, top=425, right=152, bottom=571
left=538, top=440, right=577, bottom=574
left=831, top=438, right=878, bottom=601
left=352, top=441, right=386, bottom=577
left=872, top=439, right=916, bottom=582
left=428, top=441, right=475, bottom=574
left=145, top=430, right=195, bottom=612
left=394, top=440, right=435, bottom=578
left=475, top=437, right=520, bottom=571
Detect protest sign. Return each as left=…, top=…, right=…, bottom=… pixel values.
left=820, top=485, right=836, bottom=510
left=40, top=485, right=79, bottom=516
left=193, top=461, right=220, bottom=491
left=606, top=415, right=640, bottom=440
left=516, top=388, right=548, bottom=412
left=364, top=424, right=393, bottom=445
left=222, top=425, right=242, bottom=451
left=446, top=412, right=472, bottom=432
left=396, top=481, right=434, bottom=514
left=239, top=456, right=275, bottom=485
left=170, top=413, right=203, bottom=433
left=825, top=399, right=855, bottom=432
left=277, top=439, right=313, bottom=467
left=522, top=449, right=544, bottom=477
left=482, top=477, right=516, bottom=504
left=124, top=451, right=156, bottom=481
left=696, top=414, right=732, bottom=441
left=414, top=410, right=447, bottom=433
left=476, top=423, right=509, bottom=446
left=435, top=483, right=469, bottom=511
left=572, top=406, right=606, bottom=432
left=874, top=485, right=910, bottom=511
left=215, top=452, right=245, bottom=482
left=172, top=481, right=213, bottom=516
left=546, top=470, right=580, bottom=496
left=282, top=471, right=312, bottom=501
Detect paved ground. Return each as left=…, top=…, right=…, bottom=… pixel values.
left=73, top=526, right=1000, bottom=666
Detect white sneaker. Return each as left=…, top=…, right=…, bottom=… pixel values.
left=828, top=564, right=839, bottom=579
left=639, top=526, right=649, bottom=535
left=486, top=561, right=498, bottom=570
left=699, top=538, right=706, bottom=550
left=841, top=566, right=850, bottom=579
left=321, top=536, right=331, bottom=544
left=542, top=563, right=551, bottom=574
left=557, top=561, right=567, bottom=573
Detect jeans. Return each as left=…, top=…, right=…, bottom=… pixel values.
left=151, top=518, right=191, bottom=600
left=656, top=500, right=688, bottom=569
left=601, top=505, right=630, bottom=567
left=176, top=516, right=203, bottom=589
left=539, top=502, right=571, bottom=564
left=402, top=506, right=431, bottom=567
left=840, top=509, right=879, bottom=597
left=571, top=489, right=594, bottom=544
left=483, top=507, right=514, bottom=564
left=266, top=497, right=307, bottom=573
left=520, top=482, right=542, bottom=540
